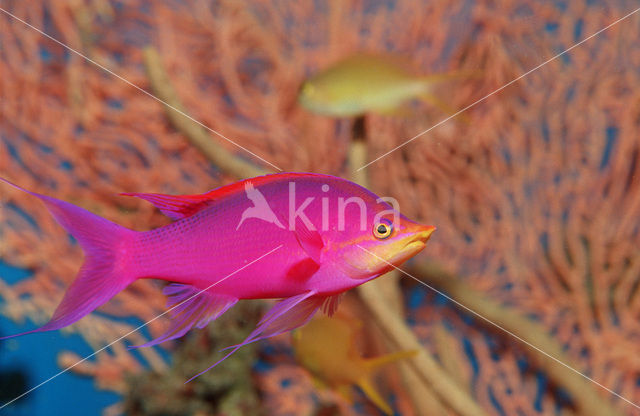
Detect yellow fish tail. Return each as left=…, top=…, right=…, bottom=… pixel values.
left=418, top=69, right=483, bottom=85
left=357, top=350, right=418, bottom=415
left=356, top=377, right=394, bottom=416
left=364, top=349, right=418, bottom=371
left=417, top=70, right=482, bottom=122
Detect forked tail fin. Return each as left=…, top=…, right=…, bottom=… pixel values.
left=355, top=378, right=393, bottom=416
left=0, top=178, right=137, bottom=338
left=360, top=349, right=418, bottom=415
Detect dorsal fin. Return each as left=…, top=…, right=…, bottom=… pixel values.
left=120, top=192, right=213, bottom=220
left=120, top=173, right=330, bottom=221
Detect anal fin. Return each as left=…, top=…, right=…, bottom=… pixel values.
left=186, top=291, right=328, bottom=382
left=131, top=283, right=237, bottom=349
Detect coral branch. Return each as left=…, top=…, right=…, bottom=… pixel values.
left=350, top=118, right=483, bottom=415
left=358, top=283, right=488, bottom=416
left=409, top=260, right=626, bottom=416
left=142, top=46, right=268, bottom=179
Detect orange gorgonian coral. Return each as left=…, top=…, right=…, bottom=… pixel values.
left=2, top=0, right=640, bottom=414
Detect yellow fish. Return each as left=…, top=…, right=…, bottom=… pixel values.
left=293, top=314, right=417, bottom=415
left=298, top=53, right=464, bottom=117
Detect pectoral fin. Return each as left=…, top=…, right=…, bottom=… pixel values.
left=292, top=218, right=324, bottom=264
left=269, top=203, right=324, bottom=264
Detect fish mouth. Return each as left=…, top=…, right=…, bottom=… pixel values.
left=387, top=225, right=435, bottom=266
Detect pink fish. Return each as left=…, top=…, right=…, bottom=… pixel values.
left=0, top=173, right=434, bottom=380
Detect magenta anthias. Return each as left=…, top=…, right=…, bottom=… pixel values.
left=0, top=173, right=435, bottom=380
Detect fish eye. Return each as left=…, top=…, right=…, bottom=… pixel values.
left=373, top=221, right=393, bottom=239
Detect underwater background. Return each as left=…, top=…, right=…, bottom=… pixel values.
left=2, top=0, right=640, bottom=415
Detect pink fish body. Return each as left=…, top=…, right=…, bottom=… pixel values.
left=1, top=173, right=434, bottom=379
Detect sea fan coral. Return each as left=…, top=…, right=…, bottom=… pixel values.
left=2, top=0, right=640, bottom=415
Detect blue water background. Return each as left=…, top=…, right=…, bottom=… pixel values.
left=0, top=261, right=120, bottom=416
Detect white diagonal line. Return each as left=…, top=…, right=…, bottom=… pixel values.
left=0, top=244, right=283, bottom=409
left=0, top=7, right=283, bottom=172
left=358, top=6, right=640, bottom=171
left=356, top=244, right=640, bottom=410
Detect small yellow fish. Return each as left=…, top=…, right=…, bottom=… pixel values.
left=298, top=53, right=463, bottom=117
left=293, top=314, right=417, bottom=415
